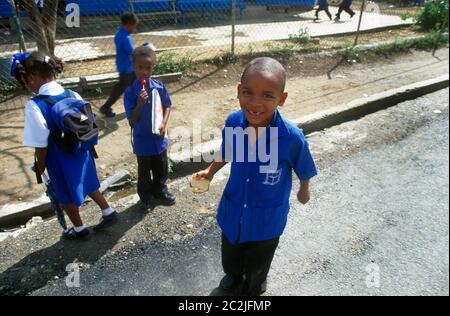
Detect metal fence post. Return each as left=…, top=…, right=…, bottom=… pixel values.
left=354, top=0, right=366, bottom=46
left=7, top=0, right=27, bottom=53
left=231, top=0, right=236, bottom=55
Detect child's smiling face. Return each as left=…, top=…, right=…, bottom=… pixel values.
left=238, top=70, right=288, bottom=128
left=133, top=54, right=155, bottom=82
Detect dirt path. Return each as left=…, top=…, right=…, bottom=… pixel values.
left=0, top=47, right=448, bottom=209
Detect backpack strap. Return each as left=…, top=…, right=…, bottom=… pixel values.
left=34, top=89, right=74, bottom=106
left=34, top=152, right=43, bottom=184
left=34, top=94, right=58, bottom=106
left=91, top=147, right=99, bottom=159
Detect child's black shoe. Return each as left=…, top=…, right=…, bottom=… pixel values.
left=62, top=227, right=90, bottom=240
left=154, top=191, right=176, bottom=206
left=100, top=106, right=116, bottom=118
left=140, top=200, right=154, bottom=211
left=219, top=275, right=243, bottom=292
left=93, top=211, right=119, bottom=231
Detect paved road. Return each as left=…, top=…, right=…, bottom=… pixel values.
left=31, top=88, right=449, bottom=296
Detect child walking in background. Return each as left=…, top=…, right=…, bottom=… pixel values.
left=335, top=0, right=356, bottom=21
left=315, top=0, right=333, bottom=21
left=100, top=12, right=139, bottom=118
left=195, top=57, right=318, bottom=296
left=12, top=52, right=119, bottom=240
left=124, top=44, right=176, bottom=210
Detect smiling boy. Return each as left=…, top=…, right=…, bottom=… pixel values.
left=195, top=57, right=318, bottom=296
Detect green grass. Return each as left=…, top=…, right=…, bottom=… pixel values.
left=154, top=51, right=192, bottom=75
left=212, top=52, right=238, bottom=66
left=289, top=27, right=311, bottom=45
left=0, top=82, right=16, bottom=95
left=374, top=31, right=449, bottom=55
left=266, top=43, right=296, bottom=59
left=341, top=45, right=362, bottom=61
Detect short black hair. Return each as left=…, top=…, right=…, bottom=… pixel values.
left=121, top=12, right=139, bottom=25
left=132, top=43, right=156, bottom=63
left=13, top=52, right=63, bottom=88
left=241, top=57, right=287, bottom=92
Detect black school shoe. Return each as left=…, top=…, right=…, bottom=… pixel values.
left=241, top=280, right=267, bottom=296
left=210, top=275, right=244, bottom=296
left=219, top=275, right=244, bottom=292
left=140, top=200, right=154, bottom=212
left=153, top=191, right=176, bottom=206
left=93, top=211, right=119, bottom=231
left=100, top=106, right=116, bottom=118
left=62, top=227, right=90, bottom=240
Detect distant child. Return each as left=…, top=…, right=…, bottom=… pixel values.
left=100, top=12, right=139, bottom=118
left=195, top=57, right=318, bottom=296
left=335, top=0, right=355, bottom=21
left=315, top=0, right=333, bottom=21
left=124, top=44, right=176, bottom=210
left=12, top=52, right=119, bottom=240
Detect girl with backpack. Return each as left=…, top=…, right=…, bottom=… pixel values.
left=11, top=52, right=119, bottom=240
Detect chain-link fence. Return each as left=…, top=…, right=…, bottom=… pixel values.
left=0, top=0, right=442, bottom=107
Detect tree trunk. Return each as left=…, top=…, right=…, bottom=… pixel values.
left=22, top=0, right=59, bottom=56
left=42, top=0, right=58, bottom=55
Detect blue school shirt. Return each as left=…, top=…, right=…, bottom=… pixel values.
left=115, top=27, right=134, bottom=74
left=32, top=91, right=100, bottom=207
left=124, top=78, right=172, bottom=157
left=217, top=110, right=318, bottom=244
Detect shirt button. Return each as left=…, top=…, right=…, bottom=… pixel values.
left=246, top=179, right=250, bottom=183
left=244, top=204, right=247, bottom=208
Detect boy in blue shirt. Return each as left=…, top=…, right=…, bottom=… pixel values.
left=195, top=57, right=317, bottom=296
left=100, top=12, right=139, bottom=118
left=124, top=44, right=176, bottom=210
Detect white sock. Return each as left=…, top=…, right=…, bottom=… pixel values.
left=74, top=225, right=86, bottom=233
left=102, top=207, right=114, bottom=217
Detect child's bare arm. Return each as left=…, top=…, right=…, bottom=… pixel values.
left=128, top=90, right=148, bottom=127
left=297, top=180, right=311, bottom=205
left=196, top=160, right=228, bottom=181
left=159, top=107, right=171, bottom=137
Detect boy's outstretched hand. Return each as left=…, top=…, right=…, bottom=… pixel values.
left=195, top=169, right=214, bottom=182
left=297, top=180, right=311, bottom=204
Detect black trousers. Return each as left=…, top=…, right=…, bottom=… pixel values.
left=137, top=151, right=169, bottom=203
left=102, top=72, right=136, bottom=110
left=336, top=4, right=355, bottom=18
left=222, top=234, right=279, bottom=295
left=315, top=7, right=332, bottom=19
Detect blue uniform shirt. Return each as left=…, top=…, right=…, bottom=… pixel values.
left=115, top=27, right=134, bottom=74
left=217, top=110, right=318, bottom=244
left=124, top=78, right=172, bottom=157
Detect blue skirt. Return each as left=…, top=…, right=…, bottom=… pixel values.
left=46, top=141, right=100, bottom=207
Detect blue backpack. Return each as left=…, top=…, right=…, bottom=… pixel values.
left=34, top=90, right=99, bottom=156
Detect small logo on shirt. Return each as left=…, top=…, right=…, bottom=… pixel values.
left=80, top=114, right=88, bottom=122
left=263, top=169, right=282, bottom=186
